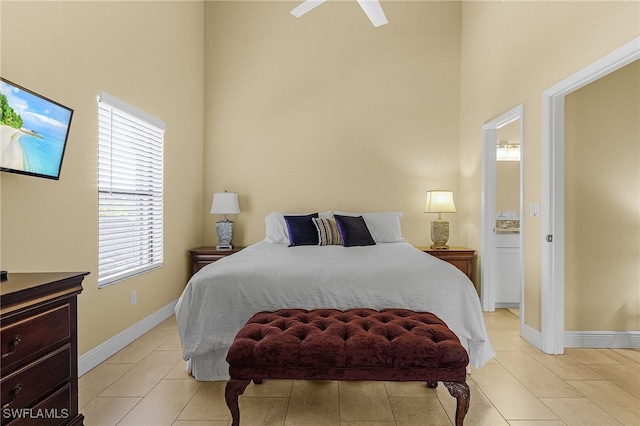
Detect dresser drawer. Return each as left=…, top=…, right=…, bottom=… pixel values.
left=4, top=384, right=72, bottom=426
left=1, top=304, right=70, bottom=372
left=1, top=345, right=71, bottom=415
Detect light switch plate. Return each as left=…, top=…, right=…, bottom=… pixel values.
left=530, top=202, right=540, bottom=217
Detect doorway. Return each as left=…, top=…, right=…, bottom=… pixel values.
left=540, top=37, right=640, bottom=354
left=481, top=104, right=524, bottom=335
left=495, top=120, right=522, bottom=313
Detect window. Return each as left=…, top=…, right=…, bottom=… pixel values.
left=98, top=91, right=165, bottom=287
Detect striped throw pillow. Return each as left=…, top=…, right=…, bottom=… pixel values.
left=312, top=217, right=343, bottom=246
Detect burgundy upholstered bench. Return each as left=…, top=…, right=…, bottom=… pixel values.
left=225, top=308, right=470, bottom=425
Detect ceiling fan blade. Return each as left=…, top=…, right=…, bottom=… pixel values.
left=356, top=0, right=388, bottom=27
left=291, top=0, right=327, bottom=18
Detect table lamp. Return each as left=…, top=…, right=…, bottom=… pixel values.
left=210, top=191, right=240, bottom=250
left=425, top=190, right=456, bottom=249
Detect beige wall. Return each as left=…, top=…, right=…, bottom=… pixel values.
left=458, top=1, right=639, bottom=331
left=565, top=61, right=639, bottom=331
left=0, top=1, right=205, bottom=354
left=202, top=1, right=463, bottom=247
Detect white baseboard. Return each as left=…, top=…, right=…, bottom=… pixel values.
left=521, top=322, right=543, bottom=349
left=78, top=299, right=178, bottom=376
left=517, top=324, right=639, bottom=352
left=495, top=302, right=519, bottom=309
left=564, top=331, right=640, bottom=348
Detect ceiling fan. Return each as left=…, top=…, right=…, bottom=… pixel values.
left=291, top=0, right=388, bottom=27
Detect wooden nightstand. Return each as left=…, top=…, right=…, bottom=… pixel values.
left=189, top=247, right=245, bottom=275
left=416, top=246, right=475, bottom=281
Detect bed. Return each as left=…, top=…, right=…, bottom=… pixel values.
left=175, top=212, right=495, bottom=381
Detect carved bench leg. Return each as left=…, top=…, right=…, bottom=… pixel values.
left=225, top=379, right=251, bottom=426
left=443, top=381, right=470, bottom=426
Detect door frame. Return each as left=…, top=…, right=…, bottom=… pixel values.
left=540, top=37, right=639, bottom=354
left=481, top=104, right=525, bottom=332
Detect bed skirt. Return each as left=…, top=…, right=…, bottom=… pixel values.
left=188, top=347, right=232, bottom=381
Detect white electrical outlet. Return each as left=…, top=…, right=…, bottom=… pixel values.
left=131, top=290, right=137, bottom=305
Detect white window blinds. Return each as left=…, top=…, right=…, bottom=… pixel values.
left=98, top=91, right=165, bottom=287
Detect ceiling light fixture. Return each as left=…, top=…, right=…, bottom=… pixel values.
left=496, top=143, right=520, bottom=161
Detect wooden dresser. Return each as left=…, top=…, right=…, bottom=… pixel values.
left=1, top=272, right=88, bottom=426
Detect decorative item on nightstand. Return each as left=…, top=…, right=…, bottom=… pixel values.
left=210, top=191, right=240, bottom=250
left=425, top=190, right=456, bottom=250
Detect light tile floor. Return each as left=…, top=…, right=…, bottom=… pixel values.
left=79, top=309, right=640, bottom=425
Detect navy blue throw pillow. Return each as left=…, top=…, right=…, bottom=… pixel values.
left=284, top=213, right=320, bottom=246
left=334, top=215, right=376, bottom=247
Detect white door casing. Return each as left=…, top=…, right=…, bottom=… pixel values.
left=540, top=37, right=640, bottom=354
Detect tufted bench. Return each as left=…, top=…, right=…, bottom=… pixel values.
left=225, top=308, right=470, bottom=425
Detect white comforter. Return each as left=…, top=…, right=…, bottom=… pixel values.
left=175, top=242, right=495, bottom=380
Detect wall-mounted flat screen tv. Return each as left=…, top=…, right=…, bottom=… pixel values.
left=1, top=78, right=73, bottom=180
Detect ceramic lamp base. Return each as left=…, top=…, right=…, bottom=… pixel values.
left=430, top=219, right=450, bottom=250
left=216, top=219, right=234, bottom=249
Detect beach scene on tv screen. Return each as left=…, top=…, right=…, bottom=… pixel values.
left=0, top=80, right=72, bottom=177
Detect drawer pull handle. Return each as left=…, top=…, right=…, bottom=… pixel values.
left=1, top=335, right=22, bottom=358
left=1, top=383, right=22, bottom=409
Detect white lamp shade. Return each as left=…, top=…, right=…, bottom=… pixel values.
left=425, top=190, right=456, bottom=213
left=210, top=192, right=240, bottom=215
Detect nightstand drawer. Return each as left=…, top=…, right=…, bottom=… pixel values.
left=189, top=247, right=245, bottom=275
left=1, top=303, right=70, bottom=372
left=443, top=259, right=472, bottom=276
left=193, top=254, right=229, bottom=271
left=417, top=246, right=475, bottom=281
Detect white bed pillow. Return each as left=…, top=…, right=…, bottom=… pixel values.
left=333, top=211, right=405, bottom=243
left=264, top=211, right=332, bottom=244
